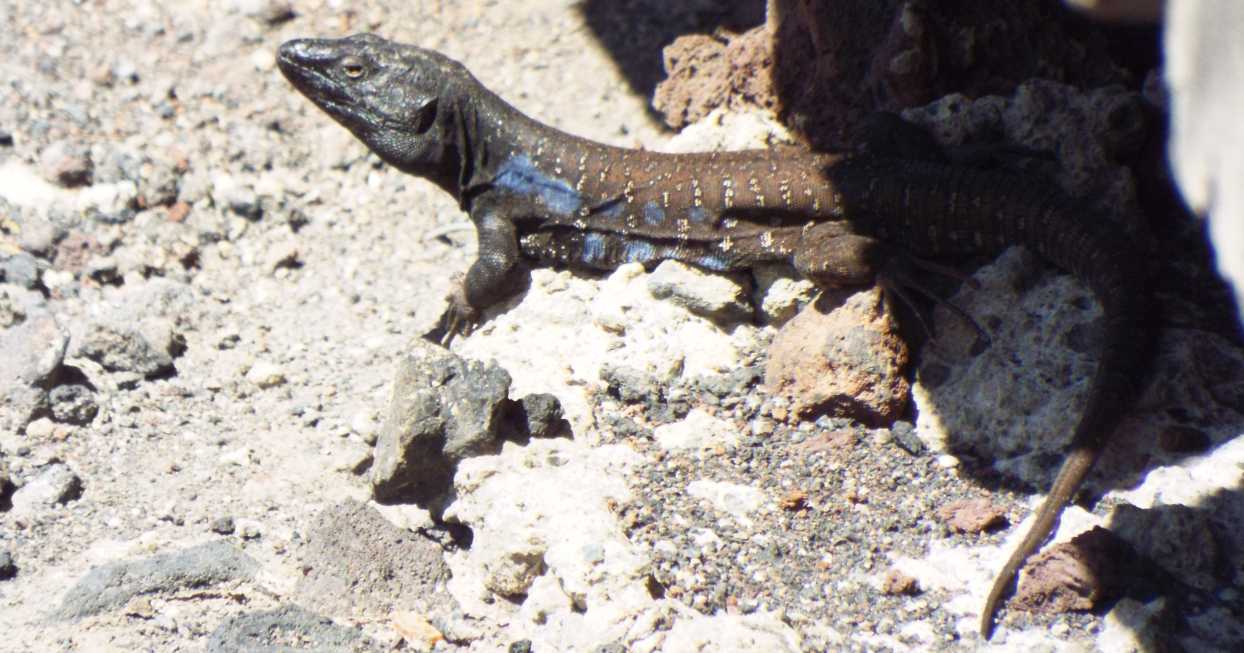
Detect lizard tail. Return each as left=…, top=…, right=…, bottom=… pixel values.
left=979, top=235, right=1148, bottom=638
left=979, top=445, right=1098, bottom=638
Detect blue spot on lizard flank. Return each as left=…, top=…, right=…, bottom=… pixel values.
left=582, top=232, right=607, bottom=264
left=494, top=155, right=583, bottom=215
left=643, top=201, right=665, bottom=225
left=623, top=240, right=656, bottom=263
left=696, top=254, right=730, bottom=271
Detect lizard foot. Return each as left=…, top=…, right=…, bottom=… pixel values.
left=422, top=275, right=481, bottom=347
left=879, top=255, right=992, bottom=348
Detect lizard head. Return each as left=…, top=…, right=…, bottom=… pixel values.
left=278, top=33, right=466, bottom=177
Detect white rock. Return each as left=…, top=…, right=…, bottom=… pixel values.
left=0, top=160, right=69, bottom=209
left=442, top=439, right=649, bottom=633
left=245, top=360, right=286, bottom=388
left=440, top=438, right=800, bottom=651
left=657, top=610, right=802, bottom=653
left=667, top=107, right=797, bottom=153
left=76, top=180, right=137, bottom=217
left=456, top=267, right=762, bottom=434
left=1099, top=597, right=1167, bottom=653
left=686, top=480, right=765, bottom=526
left=653, top=409, right=741, bottom=456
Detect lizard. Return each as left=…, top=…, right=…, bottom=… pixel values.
left=277, top=33, right=1149, bottom=638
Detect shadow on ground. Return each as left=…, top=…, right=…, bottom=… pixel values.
left=576, top=0, right=765, bottom=118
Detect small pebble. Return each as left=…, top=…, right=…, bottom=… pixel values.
left=0, top=551, right=16, bottom=580
left=210, top=516, right=236, bottom=535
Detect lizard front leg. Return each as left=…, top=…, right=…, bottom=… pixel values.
left=430, top=208, right=526, bottom=345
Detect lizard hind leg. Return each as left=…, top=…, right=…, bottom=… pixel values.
left=878, top=253, right=993, bottom=349
left=791, top=225, right=989, bottom=346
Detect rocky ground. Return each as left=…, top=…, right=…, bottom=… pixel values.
left=2, top=1, right=1244, bottom=652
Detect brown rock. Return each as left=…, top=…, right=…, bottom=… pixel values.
left=391, top=611, right=444, bottom=652
left=38, top=140, right=93, bottom=187
left=880, top=568, right=920, bottom=596
left=653, top=25, right=777, bottom=130
left=53, top=231, right=107, bottom=276
left=797, top=428, right=858, bottom=456
left=652, top=1, right=1146, bottom=149
left=764, top=286, right=909, bottom=425
left=166, top=201, right=191, bottom=223
left=1012, top=526, right=1133, bottom=614
left=936, top=498, right=1007, bottom=534
left=779, top=489, right=808, bottom=511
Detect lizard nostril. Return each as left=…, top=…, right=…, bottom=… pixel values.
left=277, top=40, right=307, bottom=69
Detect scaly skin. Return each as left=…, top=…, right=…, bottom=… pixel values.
left=278, top=33, right=1149, bottom=638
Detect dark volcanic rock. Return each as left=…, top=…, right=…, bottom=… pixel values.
left=370, top=340, right=514, bottom=510
left=56, top=540, right=258, bottom=620
left=206, top=605, right=366, bottom=653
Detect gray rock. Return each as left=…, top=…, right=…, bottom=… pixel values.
left=293, top=499, right=451, bottom=616
left=653, top=409, right=742, bottom=457
left=130, top=278, right=197, bottom=316
left=890, top=420, right=926, bottom=456
left=647, top=260, right=753, bottom=324
left=0, top=251, right=41, bottom=289
left=48, top=383, right=99, bottom=425
left=0, top=458, right=12, bottom=509
left=225, top=0, right=294, bottom=24
left=38, top=140, right=92, bottom=187
left=752, top=264, right=817, bottom=325
left=177, top=167, right=212, bottom=205
left=206, top=605, right=364, bottom=653
left=56, top=540, right=258, bottom=620
left=11, top=463, right=83, bottom=511
left=903, top=81, right=1146, bottom=224
left=140, top=160, right=181, bottom=207
left=661, top=611, right=801, bottom=652
left=911, top=247, right=1100, bottom=471
left=371, top=341, right=513, bottom=509
left=511, top=393, right=569, bottom=440
left=75, top=321, right=175, bottom=378
left=91, top=143, right=144, bottom=185
left=599, top=364, right=665, bottom=405
left=13, top=211, right=61, bottom=257
left=84, top=256, right=119, bottom=285
left=209, top=516, right=236, bottom=535
left=441, top=439, right=649, bottom=635
left=0, top=550, right=15, bottom=580
left=1112, top=503, right=1224, bottom=593
left=0, top=288, right=68, bottom=432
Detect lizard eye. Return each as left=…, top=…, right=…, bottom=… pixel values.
left=341, top=56, right=365, bottom=79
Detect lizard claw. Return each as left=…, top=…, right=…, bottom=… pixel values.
left=423, top=275, right=480, bottom=347
left=879, top=254, right=992, bottom=348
